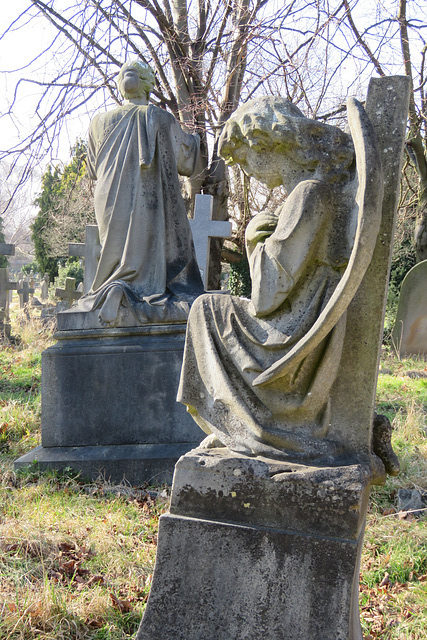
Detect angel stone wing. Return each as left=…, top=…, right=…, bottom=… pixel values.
left=252, top=98, right=383, bottom=388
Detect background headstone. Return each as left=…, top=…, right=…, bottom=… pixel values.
left=55, top=277, right=82, bottom=310
left=391, top=260, right=427, bottom=356
left=189, top=194, right=232, bottom=289
left=0, top=267, right=17, bottom=337
left=69, top=225, right=100, bottom=294
left=41, top=274, right=49, bottom=301
left=17, top=280, right=35, bottom=310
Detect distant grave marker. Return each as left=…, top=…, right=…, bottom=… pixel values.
left=17, top=280, right=35, bottom=309
left=189, top=194, right=232, bottom=289
left=0, top=268, right=17, bottom=337
left=55, top=277, right=82, bottom=309
left=392, top=260, right=427, bottom=356
left=69, top=225, right=100, bottom=294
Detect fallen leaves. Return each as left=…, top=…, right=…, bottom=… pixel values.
left=360, top=576, right=422, bottom=638
left=110, top=591, right=133, bottom=613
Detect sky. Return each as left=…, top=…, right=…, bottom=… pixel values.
left=0, top=2, right=98, bottom=167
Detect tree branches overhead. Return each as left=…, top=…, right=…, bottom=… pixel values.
left=1, top=1, right=426, bottom=233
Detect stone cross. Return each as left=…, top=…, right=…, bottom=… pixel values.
left=189, top=194, right=232, bottom=289
left=0, top=242, right=15, bottom=308
left=17, top=280, right=35, bottom=308
left=70, top=199, right=232, bottom=294
left=55, top=277, right=82, bottom=308
left=0, top=268, right=18, bottom=336
left=69, top=225, right=101, bottom=294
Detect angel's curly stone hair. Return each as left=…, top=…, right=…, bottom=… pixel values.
left=219, top=96, right=355, bottom=184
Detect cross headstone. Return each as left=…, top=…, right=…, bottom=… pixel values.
left=189, top=194, right=232, bottom=289
left=69, top=225, right=101, bottom=294
left=17, top=280, right=35, bottom=309
left=0, top=243, right=15, bottom=310
left=0, top=268, right=17, bottom=337
left=55, top=277, right=82, bottom=309
left=69, top=203, right=232, bottom=294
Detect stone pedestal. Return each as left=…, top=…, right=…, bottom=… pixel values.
left=137, top=448, right=379, bottom=640
left=15, top=321, right=203, bottom=484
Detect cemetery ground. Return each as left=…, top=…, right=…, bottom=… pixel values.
left=0, top=305, right=425, bottom=639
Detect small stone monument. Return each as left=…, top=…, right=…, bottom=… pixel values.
left=137, top=77, right=410, bottom=640
left=391, top=260, right=427, bottom=356
left=17, top=279, right=34, bottom=310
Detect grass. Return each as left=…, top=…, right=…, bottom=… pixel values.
left=359, top=349, right=427, bottom=639
left=0, top=302, right=426, bottom=639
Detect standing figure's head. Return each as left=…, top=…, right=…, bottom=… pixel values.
left=117, top=60, right=156, bottom=102
left=219, top=96, right=355, bottom=191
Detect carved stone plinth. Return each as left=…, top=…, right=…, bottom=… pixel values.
left=14, top=323, right=203, bottom=484
left=137, top=449, right=380, bottom=640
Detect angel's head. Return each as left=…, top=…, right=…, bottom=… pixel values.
left=219, top=97, right=355, bottom=191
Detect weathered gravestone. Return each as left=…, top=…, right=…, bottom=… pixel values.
left=17, top=279, right=34, bottom=309
left=40, top=273, right=49, bottom=301
left=0, top=243, right=16, bottom=336
left=55, top=277, right=82, bottom=310
left=392, top=260, right=427, bottom=356
left=69, top=225, right=101, bottom=294
left=0, top=243, right=17, bottom=337
left=137, top=77, right=410, bottom=640
left=15, top=59, right=209, bottom=484
left=189, top=194, right=232, bottom=289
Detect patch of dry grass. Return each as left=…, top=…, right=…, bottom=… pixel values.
left=0, top=467, right=168, bottom=639
left=1, top=310, right=426, bottom=638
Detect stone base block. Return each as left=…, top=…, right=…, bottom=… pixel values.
left=137, top=448, right=374, bottom=639
left=14, top=443, right=196, bottom=485
left=14, top=323, right=203, bottom=485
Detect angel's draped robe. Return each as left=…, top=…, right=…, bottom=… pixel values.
left=177, top=180, right=352, bottom=462
left=81, top=102, right=204, bottom=322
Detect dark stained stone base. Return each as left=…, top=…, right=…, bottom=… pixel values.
left=137, top=448, right=376, bottom=640
left=14, top=323, right=203, bottom=485
left=14, top=443, right=198, bottom=486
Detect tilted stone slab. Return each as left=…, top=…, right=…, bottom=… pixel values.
left=392, top=260, right=427, bottom=356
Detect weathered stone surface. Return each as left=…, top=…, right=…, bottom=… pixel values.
left=178, top=95, right=383, bottom=463
left=40, top=273, right=49, bottom=301
left=397, top=488, right=426, bottom=515
left=14, top=443, right=192, bottom=485
left=329, top=76, right=411, bottom=455
left=0, top=267, right=17, bottom=336
left=14, top=325, right=203, bottom=484
left=169, top=449, right=371, bottom=539
left=137, top=450, right=370, bottom=640
left=392, top=260, right=427, bottom=356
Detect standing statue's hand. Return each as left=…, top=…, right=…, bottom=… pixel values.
left=246, top=212, right=279, bottom=247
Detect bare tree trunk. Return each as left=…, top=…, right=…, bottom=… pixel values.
left=398, top=0, right=427, bottom=261
left=415, top=185, right=427, bottom=261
